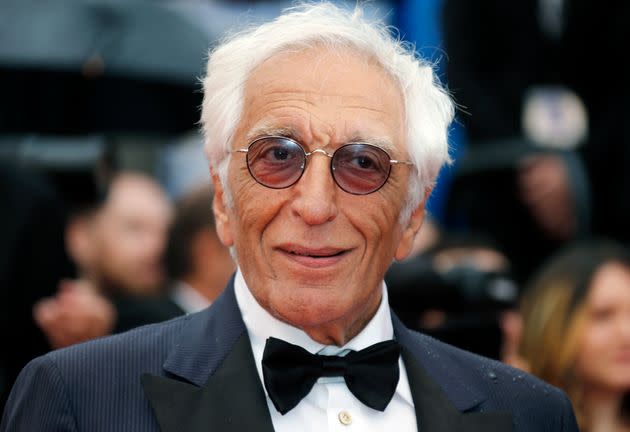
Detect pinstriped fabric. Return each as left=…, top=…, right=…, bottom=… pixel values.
left=396, top=320, right=578, bottom=432
left=1, top=280, right=578, bottom=431
left=2, top=314, right=191, bottom=432
left=162, top=286, right=248, bottom=386
left=1, top=278, right=250, bottom=432
left=0, top=355, right=78, bottom=431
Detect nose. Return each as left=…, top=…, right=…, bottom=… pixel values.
left=290, top=152, right=338, bottom=225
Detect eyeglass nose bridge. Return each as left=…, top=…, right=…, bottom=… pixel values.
left=304, top=148, right=334, bottom=159
left=301, top=148, right=334, bottom=170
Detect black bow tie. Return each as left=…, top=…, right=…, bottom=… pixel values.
left=262, top=337, right=401, bottom=415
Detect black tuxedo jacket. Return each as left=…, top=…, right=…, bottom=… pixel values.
left=2, top=278, right=578, bottom=431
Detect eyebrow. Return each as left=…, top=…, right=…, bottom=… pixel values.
left=245, top=125, right=302, bottom=142
left=346, top=135, right=397, bottom=155
left=245, top=125, right=398, bottom=155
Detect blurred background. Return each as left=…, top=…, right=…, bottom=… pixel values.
left=1, top=0, right=629, bottom=429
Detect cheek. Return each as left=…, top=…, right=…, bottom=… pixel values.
left=576, top=326, right=616, bottom=373
left=590, top=322, right=618, bottom=347
left=230, top=172, right=270, bottom=235
left=100, top=238, right=121, bottom=261
left=233, top=188, right=283, bottom=243
left=578, top=332, right=602, bottom=362
left=229, top=180, right=288, bottom=275
left=122, top=236, right=144, bottom=258
left=580, top=325, right=610, bottom=354
left=353, top=193, right=404, bottom=253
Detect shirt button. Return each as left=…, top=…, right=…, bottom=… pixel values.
left=338, top=410, right=352, bottom=426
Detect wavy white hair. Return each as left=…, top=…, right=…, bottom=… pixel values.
left=201, top=2, right=454, bottom=224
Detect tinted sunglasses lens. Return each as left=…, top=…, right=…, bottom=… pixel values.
left=332, top=144, right=391, bottom=194
left=246, top=137, right=305, bottom=188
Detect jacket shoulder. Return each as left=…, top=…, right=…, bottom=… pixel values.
left=2, top=314, right=194, bottom=432
left=46, top=313, right=192, bottom=374
left=403, top=330, right=578, bottom=431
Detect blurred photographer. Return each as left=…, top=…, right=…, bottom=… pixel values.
left=386, top=231, right=519, bottom=360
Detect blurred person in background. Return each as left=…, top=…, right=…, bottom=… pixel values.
left=517, top=239, right=630, bottom=431
left=34, top=171, right=177, bottom=348
left=33, top=180, right=234, bottom=349
left=166, top=183, right=235, bottom=313
left=387, top=230, right=518, bottom=359
left=442, top=0, right=630, bottom=283
left=68, top=171, right=174, bottom=297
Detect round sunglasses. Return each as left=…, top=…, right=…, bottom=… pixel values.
left=234, top=136, right=413, bottom=195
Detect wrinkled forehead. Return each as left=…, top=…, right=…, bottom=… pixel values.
left=236, top=45, right=405, bottom=150
left=245, top=44, right=402, bottom=105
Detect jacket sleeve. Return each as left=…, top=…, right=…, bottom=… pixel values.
left=1, top=355, right=78, bottom=432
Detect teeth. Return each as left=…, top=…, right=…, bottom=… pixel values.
left=291, top=251, right=321, bottom=257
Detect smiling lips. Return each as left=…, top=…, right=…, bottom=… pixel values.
left=277, top=245, right=351, bottom=268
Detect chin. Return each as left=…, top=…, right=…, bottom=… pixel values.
left=271, top=292, right=349, bottom=330
left=275, top=292, right=378, bottom=346
left=279, top=299, right=344, bottom=324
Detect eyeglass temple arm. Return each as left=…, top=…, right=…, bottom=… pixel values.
left=389, top=159, right=414, bottom=165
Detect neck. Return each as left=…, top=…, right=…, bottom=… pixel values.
left=583, top=386, right=629, bottom=432
left=297, top=290, right=383, bottom=346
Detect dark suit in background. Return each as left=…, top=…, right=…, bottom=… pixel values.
left=0, top=163, right=73, bottom=410
left=112, top=294, right=184, bottom=334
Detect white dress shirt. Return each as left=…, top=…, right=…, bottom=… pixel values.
left=170, top=281, right=211, bottom=314
left=234, top=269, right=418, bottom=432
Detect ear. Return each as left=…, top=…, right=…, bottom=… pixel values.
left=394, top=188, right=432, bottom=261
left=210, top=167, right=235, bottom=247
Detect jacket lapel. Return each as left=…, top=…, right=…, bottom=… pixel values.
left=141, top=279, right=275, bottom=432
left=142, top=279, right=511, bottom=432
left=394, top=314, right=512, bottom=432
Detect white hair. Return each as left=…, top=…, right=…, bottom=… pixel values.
left=201, top=2, right=454, bottom=224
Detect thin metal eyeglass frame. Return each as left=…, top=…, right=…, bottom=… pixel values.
left=232, top=136, right=414, bottom=195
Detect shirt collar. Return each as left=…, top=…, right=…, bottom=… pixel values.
left=171, top=281, right=212, bottom=314
left=233, top=268, right=414, bottom=407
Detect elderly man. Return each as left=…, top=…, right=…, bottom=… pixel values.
left=2, top=4, right=577, bottom=431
